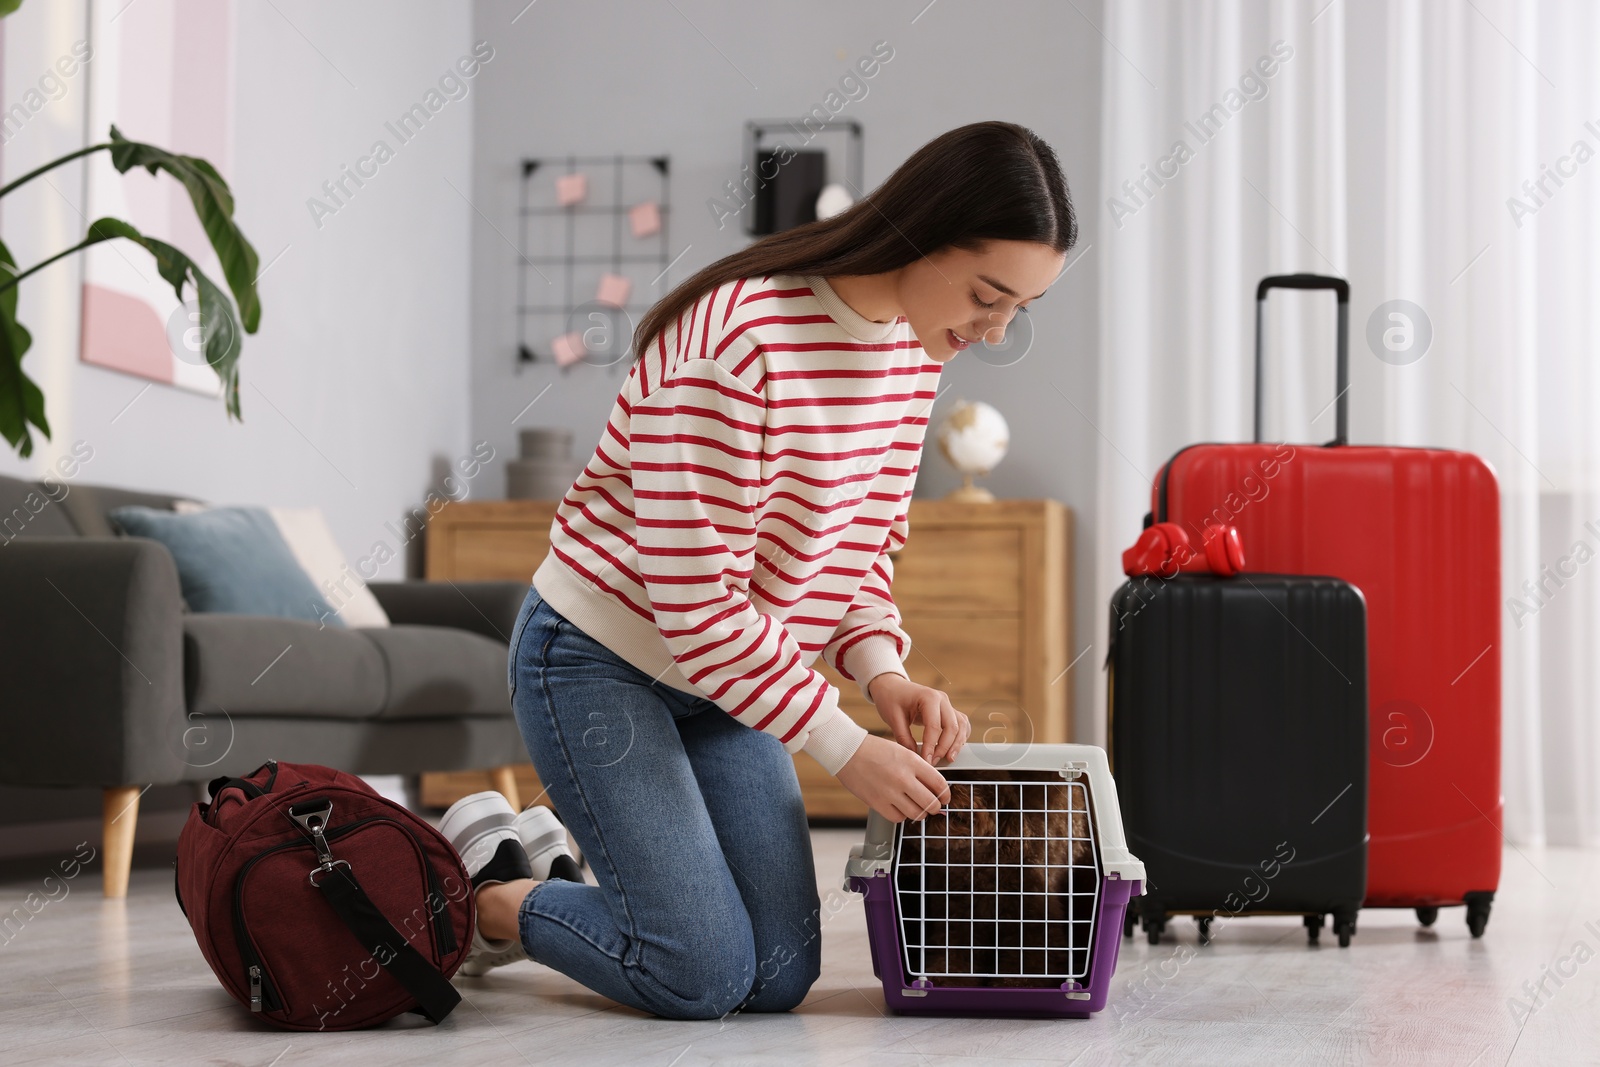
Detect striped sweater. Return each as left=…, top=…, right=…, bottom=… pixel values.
left=531, top=273, right=943, bottom=775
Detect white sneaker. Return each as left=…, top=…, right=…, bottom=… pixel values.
left=440, top=791, right=532, bottom=976
left=513, top=805, right=583, bottom=883
left=457, top=926, right=530, bottom=977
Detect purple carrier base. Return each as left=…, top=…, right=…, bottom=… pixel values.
left=849, top=871, right=1141, bottom=1018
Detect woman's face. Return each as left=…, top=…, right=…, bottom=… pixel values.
left=895, top=240, right=1068, bottom=362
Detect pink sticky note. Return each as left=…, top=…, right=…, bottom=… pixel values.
left=629, top=200, right=661, bottom=238
left=556, top=173, right=588, bottom=206
left=595, top=273, right=632, bottom=308
left=551, top=331, right=587, bottom=366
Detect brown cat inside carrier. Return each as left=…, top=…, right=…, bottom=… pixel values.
left=894, top=769, right=1099, bottom=988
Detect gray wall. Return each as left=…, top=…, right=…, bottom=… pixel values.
left=469, top=0, right=1105, bottom=739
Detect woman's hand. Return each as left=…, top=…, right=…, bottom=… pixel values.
left=867, top=673, right=972, bottom=765
left=836, top=735, right=950, bottom=823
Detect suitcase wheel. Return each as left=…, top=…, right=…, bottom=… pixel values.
left=1336, top=921, right=1354, bottom=948
left=1195, top=916, right=1213, bottom=945
left=1141, top=905, right=1168, bottom=946
left=1304, top=914, right=1324, bottom=945
left=1123, top=912, right=1135, bottom=939
left=1465, top=891, right=1494, bottom=938
left=1415, top=906, right=1439, bottom=928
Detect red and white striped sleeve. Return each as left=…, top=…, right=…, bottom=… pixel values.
left=629, top=307, right=869, bottom=775
left=821, top=507, right=912, bottom=701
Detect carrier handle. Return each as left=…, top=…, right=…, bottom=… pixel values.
left=1253, top=274, right=1349, bottom=447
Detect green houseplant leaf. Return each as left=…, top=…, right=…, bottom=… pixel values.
left=79, top=218, right=245, bottom=417
left=107, top=125, right=260, bottom=333
left=0, top=238, right=46, bottom=457
left=0, top=123, right=260, bottom=456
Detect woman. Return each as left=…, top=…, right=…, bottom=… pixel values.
left=442, top=120, right=1077, bottom=1019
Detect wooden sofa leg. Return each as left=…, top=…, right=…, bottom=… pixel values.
left=488, top=766, right=521, bottom=811
left=102, top=785, right=142, bottom=898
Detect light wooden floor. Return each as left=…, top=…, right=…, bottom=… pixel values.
left=1, top=830, right=1596, bottom=1066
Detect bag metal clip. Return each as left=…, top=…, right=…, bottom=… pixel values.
left=288, top=798, right=349, bottom=884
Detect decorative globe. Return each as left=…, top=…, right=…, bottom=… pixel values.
left=936, top=400, right=1009, bottom=503
left=815, top=182, right=854, bottom=220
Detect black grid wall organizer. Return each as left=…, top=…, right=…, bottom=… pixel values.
left=517, top=154, right=672, bottom=370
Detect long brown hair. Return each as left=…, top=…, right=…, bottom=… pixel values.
left=633, top=121, right=1077, bottom=359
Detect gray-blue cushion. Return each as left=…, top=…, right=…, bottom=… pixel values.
left=107, top=505, right=342, bottom=627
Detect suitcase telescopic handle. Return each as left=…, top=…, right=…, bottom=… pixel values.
left=1253, top=274, right=1350, bottom=447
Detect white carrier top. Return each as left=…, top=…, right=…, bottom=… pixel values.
left=844, top=743, right=1147, bottom=888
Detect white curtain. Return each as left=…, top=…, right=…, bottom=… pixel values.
left=1095, top=0, right=1600, bottom=846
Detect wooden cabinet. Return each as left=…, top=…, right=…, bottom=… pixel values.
left=424, top=500, right=561, bottom=582
left=419, top=498, right=1073, bottom=820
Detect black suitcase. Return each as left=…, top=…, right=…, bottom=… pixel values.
left=1107, top=573, right=1369, bottom=947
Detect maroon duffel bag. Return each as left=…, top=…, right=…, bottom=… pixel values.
left=175, top=759, right=475, bottom=1031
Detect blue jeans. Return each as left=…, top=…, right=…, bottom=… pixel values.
left=506, top=587, right=823, bottom=1019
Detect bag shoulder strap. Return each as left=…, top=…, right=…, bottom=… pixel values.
left=313, top=864, right=461, bottom=1024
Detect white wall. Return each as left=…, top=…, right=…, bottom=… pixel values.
left=468, top=0, right=1105, bottom=738
left=0, top=0, right=477, bottom=581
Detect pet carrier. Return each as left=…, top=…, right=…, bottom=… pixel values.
left=844, top=745, right=1144, bottom=1017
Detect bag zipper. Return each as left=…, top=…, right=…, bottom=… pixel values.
left=201, top=759, right=283, bottom=829
left=234, top=813, right=454, bottom=1014
left=234, top=815, right=383, bottom=1014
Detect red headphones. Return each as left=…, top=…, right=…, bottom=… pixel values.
left=1121, top=522, right=1245, bottom=578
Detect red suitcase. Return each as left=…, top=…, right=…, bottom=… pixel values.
left=1149, top=275, right=1500, bottom=936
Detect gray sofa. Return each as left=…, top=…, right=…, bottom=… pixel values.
left=0, top=474, right=530, bottom=896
